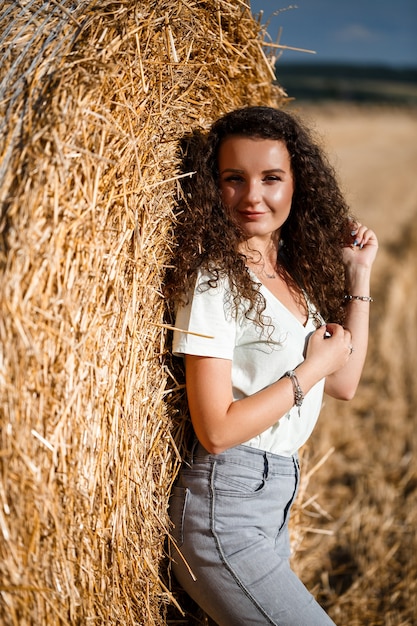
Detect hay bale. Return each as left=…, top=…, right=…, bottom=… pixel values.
left=0, top=1, right=286, bottom=623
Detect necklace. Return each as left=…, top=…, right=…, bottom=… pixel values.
left=244, top=243, right=280, bottom=280
left=250, top=264, right=277, bottom=279
left=247, top=257, right=277, bottom=280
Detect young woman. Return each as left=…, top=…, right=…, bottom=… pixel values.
left=166, top=106, right=378, bottom=625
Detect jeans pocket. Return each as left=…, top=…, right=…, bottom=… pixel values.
left=212, top=460, right=266, bottom=497
left=169, top=485, right=189, bottom=548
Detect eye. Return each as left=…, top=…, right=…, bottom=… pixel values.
left=223, top=174, right=244, bottom=183
left=263, top=175, right=282, bottom=182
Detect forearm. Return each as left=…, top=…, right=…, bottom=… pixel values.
left=325, top=265, right=372, bottom=399
left=186, top=355, right=324, bottom=454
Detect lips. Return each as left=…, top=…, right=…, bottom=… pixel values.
left=238, top=211, right=266, bottom=220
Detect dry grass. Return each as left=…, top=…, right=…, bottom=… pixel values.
left=287, top=105, right=417, bottom=626
left=308, top=221, right=417, bottom=626
left=0, top=1, right=286, bottom=624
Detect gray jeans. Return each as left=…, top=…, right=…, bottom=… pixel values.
left=169, top=441, right=336, bottom=626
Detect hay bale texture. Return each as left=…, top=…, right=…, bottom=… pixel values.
left=0, top=1, right=286, bottom=623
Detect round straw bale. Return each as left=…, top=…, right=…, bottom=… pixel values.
left=0, top=1, right=287, bottom=623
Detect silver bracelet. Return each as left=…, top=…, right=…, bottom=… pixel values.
left=284, top=370, right=304, bottom=417
left=344, top=295, right=374, bottom=302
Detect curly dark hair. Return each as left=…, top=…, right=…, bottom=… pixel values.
left=164, top=106, right=352, bottom=324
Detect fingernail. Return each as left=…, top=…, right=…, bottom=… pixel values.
left=353, top=239, right=359, bottom=246
left=351, top=230, right=357, bottom=236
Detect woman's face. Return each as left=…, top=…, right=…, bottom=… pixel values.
left=218, top=136, right=294, bottom=245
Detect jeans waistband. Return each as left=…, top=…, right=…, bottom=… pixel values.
left=189, top=440, right=298, bottom=474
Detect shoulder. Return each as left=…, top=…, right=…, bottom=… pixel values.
left=173, top=268, right=238, bottom=358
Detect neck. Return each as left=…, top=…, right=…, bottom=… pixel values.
left=241, top=238, right=280, bottom=279
left=240, top=235, right=280, bottom=266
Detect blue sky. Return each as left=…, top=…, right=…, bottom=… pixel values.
left=250, top=0, right=417, bottom=66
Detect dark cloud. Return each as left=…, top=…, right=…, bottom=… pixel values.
left=250, top=0, right=417, bottom=66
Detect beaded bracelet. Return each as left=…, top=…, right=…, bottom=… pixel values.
left=284, top=370, right=304, bottom=417
left=344, top=295, right=374, bottom=303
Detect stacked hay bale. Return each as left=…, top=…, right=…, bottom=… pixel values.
left=0, top=1, right=286, bottom=623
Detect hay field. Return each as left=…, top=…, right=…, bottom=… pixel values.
left=288, top=103, right=417, bottom=626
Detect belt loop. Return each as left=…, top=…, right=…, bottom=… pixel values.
left=185, top=437, right=199, bottom=468
left=263, top=452, right=269, bottom=480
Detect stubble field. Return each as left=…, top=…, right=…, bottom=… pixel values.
left=288, top=103, right=417, bottom=626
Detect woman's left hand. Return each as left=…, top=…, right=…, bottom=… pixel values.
left=342, top=221, right=379, bottom=269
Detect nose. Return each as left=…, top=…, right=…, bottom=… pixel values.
left=243, top=179, right=261, bottom=205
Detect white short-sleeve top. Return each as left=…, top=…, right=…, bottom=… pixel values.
left=172, top=269, right=326, bottom=456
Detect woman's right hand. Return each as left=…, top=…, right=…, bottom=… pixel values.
left=305, top=323, right=352, bottom=379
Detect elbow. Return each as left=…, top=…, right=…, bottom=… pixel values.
left=192, top=424, right=230, bottom=455
left=205, top=443, right=228, bottom=455
left=339, top=391, right=356, bottom=402
left=326, top=380, right=359, bottom=401
left=197, top=435, right=229, bottom=455
left=332, top=386, right=358, bottom=401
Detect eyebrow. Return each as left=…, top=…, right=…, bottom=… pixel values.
left=220, top=167, right=287, bottom=175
